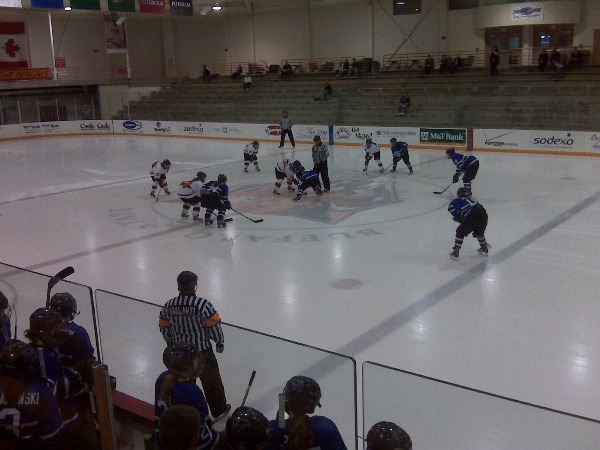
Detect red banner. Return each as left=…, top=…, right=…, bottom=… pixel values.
left=0, top=21, right=29, bottom=69
left=139, top=0, right=165, bottom=14
left=0, top=68, right=52, bottom=81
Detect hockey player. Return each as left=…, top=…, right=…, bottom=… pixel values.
left=446, top=147, right=479, bottom=194
left=269, top=375, right=347, bottom=450
left=178, top=171, right=208, bottom=221
left=0, top=339, right=64, bottom=449
left=0, top=290, right=11, bottom=352
left=155, top=344, right=218, bottom=450
left=216, top=406, right=271, bottom=449
left=243, top=141, right=260, bottom=172
left=366, top=421, right=412, bottom=450
left=290, top=160, right=323, bottom=201
left=150, top=159, right=172, bottom=197
left=448, top=187, right=489, bottom=260
left=25, top=308, right=80, bottom=431
left=390, top=138, right=413, bottom=174
left=201, top=174, right=231, bottom=227
left=363, top=138, right=385, bottom=173
left=273, top=159, right=296, bottom=195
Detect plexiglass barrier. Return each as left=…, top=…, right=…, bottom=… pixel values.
left=95, top=289, right=358, bottom=449
left=362, top=361, right=600, bottom=449
left=0, top=262, right=99, bottom=360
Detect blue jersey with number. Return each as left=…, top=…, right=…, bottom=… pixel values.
left=268, top=416, right=348, bottom=450
left=391, top=141, right=408, bottom=158
left=154, top=370, right=216, bottom=450
left=448, top=197, right=481, bottom=222
left=0, top=374, right=63, bottom=443
left=450, top=152, right=478, bottom=174
left=295, top=168, right=319, bottom=184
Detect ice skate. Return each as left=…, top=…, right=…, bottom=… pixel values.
left=273, top=190, right=281, bottom=196
left=409, top=169, right=414, bottom=174
left=391, top=168, right=396, bottom=172
left=363, top=168, right=367, bottom=172
left=379, top=168, right=384, bottom=173
left=164, top=189, right=171, bottom=195
left=244, top=167, right=248, bottom=173
left=193, top=215, right=202, bottom=222
left=293, top=195, right=302, bottom=202
left=315, top=188, right=323, bottom=196
left=205, top=219, right=214, bottom=226
left=150, top=191, right=156, bottom=197
left=323, top=188, right=330, bottom=193
left=287, top=186, right=295, bottom=191
left=449, top=249, right=460, bottom=260
left=255, top=166, right=260, bottom=171
left=181, top=212, right=189, bottom=219
left=217, top=220, right=227, bottom=228
left=477, top=245, right=489, bottom=256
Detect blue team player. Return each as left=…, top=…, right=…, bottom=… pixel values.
left=366, top=421, right=412, bottom=449
left=269, top=375, right=347, bottom=450
left=290, top=161, right=323, bottom=201
left=0, top=339, right=64, bottom=449
left=155, top=344, right=217, bottom=450
left=202, top=174, right=231, bottom=227
left=0, top=290, right=11, bottom=352
left=389, top=138, right=413, bottom=174
left=448, top=187, right=489, bottom=260
left=446, top=147, right=479, bottom=195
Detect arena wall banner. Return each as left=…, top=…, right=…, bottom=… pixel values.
left=66, top=120, right=114, bottom=133
left=332, top=126, right=420, bottom=146
left=528, top=130, right=583, bottom=153
left=419, top=128, right=467, bottom=146
left=114, top=119, right=177, bottom=135
left=585, top=132, right=600, bottom=153
left=473, top=129, right=529, bottom=151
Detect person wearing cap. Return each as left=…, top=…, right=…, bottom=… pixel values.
left=243, top=140, right=261, bottom=172
left=311, top=135, right=330, bottom=192
left=363, top=138, right=385, bottom=173
left=278, top=111, right=295, bottom=149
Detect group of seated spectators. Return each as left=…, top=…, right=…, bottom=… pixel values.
left=538, top=47, right=585, bottom=78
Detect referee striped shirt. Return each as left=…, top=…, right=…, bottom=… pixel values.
left=159, top=294, right=224, bottom=351
left=312, top=143, right=329, bottom=163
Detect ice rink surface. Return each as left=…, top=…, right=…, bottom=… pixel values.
left=1, top=135, right=600, bottom=429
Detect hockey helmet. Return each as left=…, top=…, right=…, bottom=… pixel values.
left=313, top=135, right=321, bottom=142
left=366, top=421, right=412, bottom=450
left=366, top=138, right=373, bottom=146
left=28, top=308, right=62, bottom=333
left=218, top=174, right=228, bottom=183
left=457, top=187, right=469, bottom=198
left=177, top=271, right=198, bottom=293
left=196, top=171, right=207, bottom=181
left=49, top=292, right=79, bottom=319
left=225, top=406, right=272, bottom=449
left=162, top=159, right=172, bottom=167
left=252, top=141, right=259, bottom=147
left=0, top=340, right=37, bottom=377
left=390, top=138, right=397, bottom=143
left=445, top=147, right=455, bottom=158
left=283, top=375, right=321, bottom=414
left=0, top=290, right=8, bottom=310
left=163, top=344, right=204, bottom=378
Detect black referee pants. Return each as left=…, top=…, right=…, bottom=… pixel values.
left=313, top=161, right=330, bottom=190
left=199, top=349, right=228, bottom=417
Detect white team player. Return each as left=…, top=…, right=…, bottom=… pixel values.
left=150, top=159, right=172, bottom=197
left=272, top=159, right=296, bottom=195
left=243, top=141, right=260, bottom=172
left=177, top=171, right=207, bottom=221
left=363, top=139, right=385, bottom=173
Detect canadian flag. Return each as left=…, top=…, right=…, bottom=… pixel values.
left=0, top=21, right=29, bottom=69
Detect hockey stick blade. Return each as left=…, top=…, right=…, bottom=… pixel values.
left=46, top=266, right=75, bottom=308
left=433, top=183, right=452, bottom=195
left=240, top=370, right=256, bottom=407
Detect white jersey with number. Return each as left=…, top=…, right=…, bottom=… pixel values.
left=275, top=160, right=294, bottom=179
left=244, top=144, right=258, bottom=156
left=177, top=180, right=204, bottom=199
left=364, top=142, right=380, bottom=156
left=151, top=162, right=169, bottom=178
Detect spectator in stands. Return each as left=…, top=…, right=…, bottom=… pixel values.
left=489, top=45, right=500, bottom=76
left=0, top=290, right=11, bottom=352
left=570, top=47, right=583, bottom=70
left=281, top=61, right=293, bottom=78
left=349, top=58, right=360, bottom=76
left=439, top=54, right=449, bottom=74
left=554, top=58, right=565, bottom=79
left=366, top=421, right=412, bottom=450
left=243, top=74, right=253, bottom=90
left=450, top=55, right=462, bottom=73
left=337, top=59, right=350, bottom=77
left=158, top=404, right=202, bottom=450
left=231, top=65, right=243, bottom=80
left=549, top=48, right=561, bottom=69
left=202, top=65, right=212, bottom=82
left=424, top=55, right=434, bottom=75
left=398, top=94, right=411, bottom=115
left=538, top=49, right=549, bottom=72
left=323, top=82, right=333, bottom=101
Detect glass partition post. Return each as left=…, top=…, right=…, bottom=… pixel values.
left=91, top=97, right=96, bottom=120
left=0, top=101, right=3, bottom=125
left=17, top=99, right=21, bottom=123
left=74, top=97, right=78, bottom=120
left=95, top=290, right=358, bottom=448
left=36, top=97, right=40, bottom=122
left=55, top=98, right=59, bottom=121
left=363, top=362, right=600, bottom=449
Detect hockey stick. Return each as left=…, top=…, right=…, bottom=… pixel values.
left=46, top=266, right=75, bottom=309
left=231, top=207, right=264, bottom=223
left=155, top=187, right=161, bottom=202
left=433, top=183, right=453, bottom=195
left=240, top=370, right=256, bottom=407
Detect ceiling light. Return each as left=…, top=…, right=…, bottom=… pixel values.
left=212, top=3, right=222, bottom=10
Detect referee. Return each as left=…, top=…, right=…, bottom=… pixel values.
left=159, top=271, right=231, bottom=421
left=312, top=135, right=330, bottom=192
